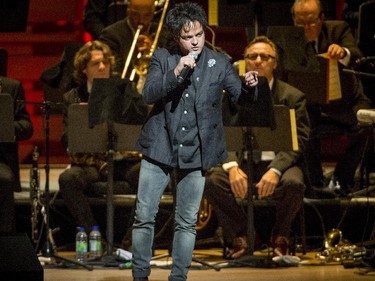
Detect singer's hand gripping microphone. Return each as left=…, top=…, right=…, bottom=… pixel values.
left=177, top=51, right=198, bottom=84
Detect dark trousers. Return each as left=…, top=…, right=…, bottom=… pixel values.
left=304, top=120, right=369, bottom=190
left=204, top=162, right=305, bottom=244
left=58, top=159, right=140, bottom=232
left=0, top=162, right=16, bottom=233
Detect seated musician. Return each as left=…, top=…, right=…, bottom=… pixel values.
left=58, top=40, right=148, bottom=234
left=0, top=76, right=33, bottom=234
left=204, top=36, right=311, bottom=258
left=99, top=0, right=171, bottom=93
left=291, top=0, right=372, bottom=197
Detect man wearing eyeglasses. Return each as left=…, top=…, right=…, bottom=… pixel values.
left=204, top=36, right=311, bottom=259
left=291, top=0, right=371, bottom=197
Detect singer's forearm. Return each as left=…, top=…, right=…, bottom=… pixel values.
left=143, top=63, right=179, bottom=104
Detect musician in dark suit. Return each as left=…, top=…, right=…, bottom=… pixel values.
left=205, top=36, right=311, bottom=258
left=0, top=76, right=33, bottom=233
left=291, top=0, right=372, bottom=196
left=99, top=0, right=171, bottom=75
left=85, top=0, right=175, bottom=40
left=130, top=3, right=260, bottom=281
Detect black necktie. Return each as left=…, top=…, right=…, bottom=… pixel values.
left=309, top=41, right=317, bottom=54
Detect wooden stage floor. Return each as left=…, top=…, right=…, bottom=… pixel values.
left=15, top=166, right=375, bottom=280
left=40, top=249, right=375, bottom=281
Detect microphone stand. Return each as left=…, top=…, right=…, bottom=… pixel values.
left=226, top=128, right=275, bottom=268
left=24, top=101, right=93, bottom=270
left=343, top=69, right=375, bottom=79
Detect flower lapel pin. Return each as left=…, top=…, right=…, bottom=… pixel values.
left=208, top=59, right=216, bottom=68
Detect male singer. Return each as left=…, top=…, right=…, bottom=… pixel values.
left=131, top=2, right=262, bottom=281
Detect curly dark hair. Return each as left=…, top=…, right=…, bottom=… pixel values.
left=73, top=40, right=115, bottom=85
left=166, top=2, right=208, bottom=40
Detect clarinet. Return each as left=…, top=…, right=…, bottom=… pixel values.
left=30, top=146, right=41, bottom=244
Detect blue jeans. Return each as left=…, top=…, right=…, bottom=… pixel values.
left=132, top=159, right=205, bottom=281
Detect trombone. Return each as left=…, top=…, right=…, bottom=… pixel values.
left=121, top=0, right=169, bottom=81
left=121, top=24, right=143, bottom=79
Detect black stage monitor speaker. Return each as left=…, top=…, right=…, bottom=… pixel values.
left=0, top=0, right=29, bottom=32
left=0, top=233, right=44, bottom=281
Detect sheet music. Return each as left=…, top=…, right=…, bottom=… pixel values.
left=287, top=54, right=344, bottom=105
left=319, top=53, right=342, bottom=101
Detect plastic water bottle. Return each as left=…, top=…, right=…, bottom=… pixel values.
left=76, top=227, right=88, bottom=263
left=89, top=225, right=102, bottom=259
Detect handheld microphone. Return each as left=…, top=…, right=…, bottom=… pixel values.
left=177, top=51, right=198, bottom=84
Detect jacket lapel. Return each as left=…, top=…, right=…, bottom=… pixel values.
left=195, top=47, right=214, bottom=102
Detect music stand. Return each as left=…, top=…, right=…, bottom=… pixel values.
left=218, top=78, right=277, bottom=267
left=223, top=104, right=299, bottom=268
left=266, top=26, right=320, bottom=80
left=0, top=94, right=15, bottom=142
left=68, top=78, right=141, bottom=266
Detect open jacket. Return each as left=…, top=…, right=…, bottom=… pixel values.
left=135, top=46, right=262, bottom=170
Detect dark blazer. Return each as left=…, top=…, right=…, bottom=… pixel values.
left=99, top=19, right=171, bottom=74
left=135, top=46, right=259, bottom=170
left=223, top=78, right=311, bottom=174
left=267, top=79, right=310, bottom=173
left=0, top=76, right=33, bottom=191
left=316, top=20, right=371, bottom=125
left=318, top=20, right=362, bottom=65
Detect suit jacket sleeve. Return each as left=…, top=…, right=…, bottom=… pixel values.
left=10, top=79, right=33, bottom=141
left=268, top=81, right=310, bottom=174
left=321, top=21, right=362, bottom=66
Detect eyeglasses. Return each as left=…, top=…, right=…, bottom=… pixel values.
left=244, top=53, right=275, bottom=62
left=294, top=17, right=321, bottom=27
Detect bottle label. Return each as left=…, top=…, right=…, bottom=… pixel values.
left=76, top=241, right=88, bottom=253
left=90, top=240, right=102, bottom=252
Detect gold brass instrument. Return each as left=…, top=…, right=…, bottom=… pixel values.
left=121, top=0, right=170, bottom=81
left=69, top=152, right=109, bottom=177
left=121, top=24, right=143, bottom=80
left=195, top=198, right=212, bottom=231
left=316, top=228, right=363, bottom=263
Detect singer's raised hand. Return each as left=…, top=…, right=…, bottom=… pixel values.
left=242, top=70, right=258, bottom=87
left=174, top=54, right=197, bottom=77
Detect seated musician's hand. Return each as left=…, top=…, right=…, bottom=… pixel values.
left=229, top=166, right=248, bottom=199
left=256, top=169, right=279, bottom=198
left=327, top=44, right=347, bottom=60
